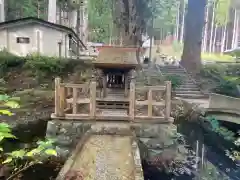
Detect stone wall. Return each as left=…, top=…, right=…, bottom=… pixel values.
left=132, top=123, right=177, bottom=160
left=46, top=120, right=177, bottom=161
left=46, top=120, right=91, bottom=157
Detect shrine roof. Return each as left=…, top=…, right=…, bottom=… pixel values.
left=93, top=46, right=141, bottom=67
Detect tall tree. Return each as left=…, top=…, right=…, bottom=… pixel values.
left=88, top=0, right=112, bottom=43
left=181, top=0, right=207, bottom=74
left=112, top=0, right=153, bottom=46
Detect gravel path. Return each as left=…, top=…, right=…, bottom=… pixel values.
left=71, top=135, right=135, bottom=180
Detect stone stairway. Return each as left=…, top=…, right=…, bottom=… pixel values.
left=158, top=65, right=206, bottom=99
left=142, top=64, right=206, bottom=99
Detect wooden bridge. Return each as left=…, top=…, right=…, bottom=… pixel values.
left=51, top=77, right=173, bottom=123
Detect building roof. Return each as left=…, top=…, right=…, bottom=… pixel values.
left=0, top=17, right=86, bottom=49
left=93, top=46, right=139, bottom=69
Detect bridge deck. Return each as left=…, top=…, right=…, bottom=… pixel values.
left=56, top=135, right=143, bottom=180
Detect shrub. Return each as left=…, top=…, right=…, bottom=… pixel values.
left=164, top=75, right=183, bottom=90
left=24, top=53, right=68, bottom=77
left=0, top=94, right=58, bottom=180
left=0, top=50, right=24, bottom=74
left=214, top=80, right=239, bottom=97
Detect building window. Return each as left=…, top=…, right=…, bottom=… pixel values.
left=16, top=37, right=30, bottom=44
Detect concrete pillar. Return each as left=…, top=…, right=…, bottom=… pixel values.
left=48, top=0, right=57, bottom=23
left=0, top=0, right=5, bottom=22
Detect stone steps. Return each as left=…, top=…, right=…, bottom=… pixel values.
left=174, top=90, right=202, bottom=95
left=142, top=65, right=207, bottom=99
left=175, top=93, right=206, bottom=99
left=176, top=87, right=200, bottom=91
left=150, top=65, right=206, bottom=99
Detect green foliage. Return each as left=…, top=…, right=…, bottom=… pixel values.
left=207, top=116, right=236, bottom=141
left=2, top=138, right=57, bottom=165
left=153, top=0, right=179, bottom=30
left=6, top=0, right=47, bottom=21
left=225, top=131, right=240, bottom=161
left=214, top=0, right=231, bottom=26
left=0, top=123, right=17, bottom=144
left=0, top=94, right=57, bottom=178
left=24, top=53, right=68, bottom=77
left=214, top=80, right=239, bottom=97
left=201, top=64, right=240, bottom=97
left=201, top=53, right=234, bottom=62
left=0, top=50, right=24, bottom=74
left=164, top=75, right=183, bottom=90
left=88, top=0, right=113, bottom=43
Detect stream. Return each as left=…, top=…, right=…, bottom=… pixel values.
left=143, top=121, right=240, bottom=180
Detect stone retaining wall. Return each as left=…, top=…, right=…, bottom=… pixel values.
left=46, top=120, right=177, bottom=160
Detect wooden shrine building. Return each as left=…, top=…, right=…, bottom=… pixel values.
left=92, top=46, right=141, bottom=98
left=51, top=46, right=173, bottom=123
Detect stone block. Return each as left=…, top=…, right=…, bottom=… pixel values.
left=56, top=135, right=73, bottom=147
left=46, top=121, right=60, bottom=136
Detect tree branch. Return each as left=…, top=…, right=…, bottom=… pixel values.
left=6, top=163, right=35, bottom=180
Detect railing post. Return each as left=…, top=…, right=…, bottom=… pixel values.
left=124, top=73, right=128, bottom=97
left=59, top=83, right=66, bottom=117
left=90, top=81, right=96, bottom=118
left=55, top=77, right=61, bottom=116
left=148, top=89, right=153, bottom=117
left=72, top=88, right=77, bottom=114
left=129, top=81, right=135, bottom=120
left=165, top=81, right=171, bottom=120
left=102, top=75, right=107, bottom=98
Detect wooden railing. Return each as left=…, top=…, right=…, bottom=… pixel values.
left=129, top=80, right=172, bottom=121
left=53, top=78, right=173, bottom=122
left=54, top=77, right=96, bottom=118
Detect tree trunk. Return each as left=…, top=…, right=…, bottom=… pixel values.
left=180, top=0, right=186, bottom=43
left=226, top=7, right=234, bottom=50
left=209, top=2, right=216, bottom=52
left=175, top=1, right=180, bottom=41
left=181, top=0, right=206, bottom=75
left=0, top=0, right=5, bottom=22
left=232, top=9, right=237, bottom=48
left=221, top=23, right=227, bottom=53
left=212, top=25, right=217, bottom=53
left=202, top=4, right=209, bottom=52
left=235, top=11, right=239, bottom=47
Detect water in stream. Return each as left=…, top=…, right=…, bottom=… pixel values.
left=142, top=121, right=240, bottom=180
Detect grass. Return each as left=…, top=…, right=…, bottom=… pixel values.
left=157, top=45, right=235, bottom=61
left=201, top=53, right=235, bottom=62
left=223, top=76, right=240, bottom=85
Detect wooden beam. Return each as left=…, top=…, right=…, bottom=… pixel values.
left=59, top=85, right=66, bottom=117
left=165, top=81, right=172, bottom=119
left=102, top=75, right=107, bottom=98
left=129, top=81, right=135, bottom=120
left=51, top=113, right=174, bottom=123
left=72, top=87, right=78, bottom=114
left=90, top=81, right=97, bottom=118
left=124, top=73, right=128, bottom=97
left=54, top=77, right=61, bottom=116
left=148, top=89, right=153, bottom=117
